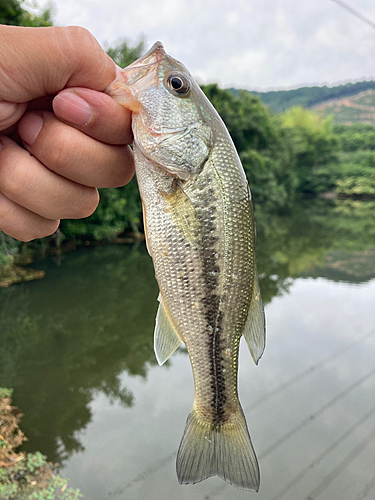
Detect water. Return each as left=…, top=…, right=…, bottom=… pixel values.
left=1, top=199, right=375, bottom=500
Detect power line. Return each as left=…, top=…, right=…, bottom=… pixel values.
left=304, top=424, right=375, bottom=500
left=270, top=404, right=375, bottom=500
left=244, top=329, right=375, bottom=415
left=330, top=0, right=375, bottom=30
left=204, top=366, right=375, bottom=499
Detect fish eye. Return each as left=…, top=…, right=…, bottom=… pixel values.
left=166, top=74, right=190, bottom=96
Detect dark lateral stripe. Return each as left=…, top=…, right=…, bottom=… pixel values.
left=198, top=185, right=227, bottom=425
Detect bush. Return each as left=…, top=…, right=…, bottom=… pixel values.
left=0, top=389, right=81, bottom=500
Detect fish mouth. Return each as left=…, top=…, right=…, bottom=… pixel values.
left=105, top=41, right=165, bottom=112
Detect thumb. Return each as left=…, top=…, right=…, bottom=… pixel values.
left=0, top=26, right=116, bottom=104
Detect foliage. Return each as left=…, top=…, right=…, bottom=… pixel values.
left=333, top=123, right=375, bottom=152
left=336, top=174, right=375, bottom=195
left=201, top=84, right=298, bottom=210
left=311, top=125, right=375, bottom=195
left=60, top=179, right=142, bottom=242
left=0, top=389, right=81, bottom=499
left=280, top=107, right=339, bottom=193
left=0, top=0, right=53, bottom=26
left=105, top=37, right=145, bottom=69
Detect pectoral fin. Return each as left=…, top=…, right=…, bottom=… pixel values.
left=242, top=274, right=266, bottom=365
left=160, top=183, right=201, bottom=245
left=154, top=294, right=182, bottom=366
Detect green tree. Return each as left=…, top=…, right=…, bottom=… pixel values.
left=0, top=0, right=53, bottom=26
left=106, top=37, right=145, bottom=69
left=202, top=84, right=298, bottom=210
left=280, top=107, right=339, bottom=193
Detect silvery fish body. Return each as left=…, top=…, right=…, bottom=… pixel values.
left=106, top=42, right=265, bottom=491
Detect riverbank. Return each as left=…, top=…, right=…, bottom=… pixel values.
left=0, top=231, right=144, bottom=287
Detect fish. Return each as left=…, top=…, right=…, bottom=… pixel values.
left=106, top=42, right=266, bottom=491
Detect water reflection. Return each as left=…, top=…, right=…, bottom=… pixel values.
left=0, top=198, right=374, bottom=496
left=256, top=199, right=375, bottom=301
left=0, top=244, right=159, bottom=463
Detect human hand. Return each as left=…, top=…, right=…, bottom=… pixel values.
left=0, top=25, right=134, bottom=242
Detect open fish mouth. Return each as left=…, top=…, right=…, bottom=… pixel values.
left=105, top=41, right=165, bottom=112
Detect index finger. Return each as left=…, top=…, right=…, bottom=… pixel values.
left=0, top=25, right=116, bottom=103
left=52, top=88, right=133, bottom=145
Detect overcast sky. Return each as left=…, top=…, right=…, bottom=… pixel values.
left=38, top=0, right=375, bottom=90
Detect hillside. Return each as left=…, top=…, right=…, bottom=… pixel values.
left=313, top=89, right=375, bottom=125
left=227, top=80, right=375, bottom=120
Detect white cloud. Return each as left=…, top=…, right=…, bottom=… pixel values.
left=42, top=0, right=375, bottom=89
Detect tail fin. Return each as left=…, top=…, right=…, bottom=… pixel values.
left=176, top=408, right=260, bottom=491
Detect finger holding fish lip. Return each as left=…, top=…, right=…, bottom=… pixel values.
left=53, top=88, right=133, bottom=145
left=17, top=109, right=135, bottom=188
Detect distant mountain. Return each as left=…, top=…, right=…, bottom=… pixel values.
left=313, top=89, right=375, bottom=125
left=228, top=80, right=375, bottom=116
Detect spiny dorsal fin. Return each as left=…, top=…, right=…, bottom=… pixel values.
left=242, top=274, right=266, bottom=365
left=154, top=294, right=182, bottom=366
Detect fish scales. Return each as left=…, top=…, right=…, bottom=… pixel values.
left=106, top=42, right=265, bottom=491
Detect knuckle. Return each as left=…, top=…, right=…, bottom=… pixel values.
left=47, top=131, right=73, bottom=168
left=1, top=165, right=27, bottom=201
left=64, top=26, right=101, bottom=60
left=65, top=26, right=93, bottom=44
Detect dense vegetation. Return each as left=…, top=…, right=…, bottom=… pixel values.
left=228, top=80, right=375, bottom=114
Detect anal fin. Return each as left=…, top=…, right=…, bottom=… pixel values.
left=243, top=273, right=266, bottom=365
left=154, top=294, right=182, bottom=366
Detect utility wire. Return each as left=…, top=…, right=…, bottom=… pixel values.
left=105, top=330, right=375, bottom=499
left=304, top=424, right=375, bottom=500
left=244, top=329, right=375, bottom=415
left=355, top=472, right=375, bottom=500
left=259, top=367, right=375, bottom=459
left=330, top=0, right=375, bottom=30
left=204, top=367, right=375, bottom=499
left=270, top=404, right=375, bottom=500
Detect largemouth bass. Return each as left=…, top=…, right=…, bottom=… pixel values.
left=106, top=42, right=266, bottom=491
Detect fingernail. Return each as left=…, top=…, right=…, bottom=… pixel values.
left=53, top=92, right=92, bottom=126
left=19, top=113, right=43, bottom=146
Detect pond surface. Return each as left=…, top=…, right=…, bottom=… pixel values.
left=1, top=199, right=375, bottom=500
